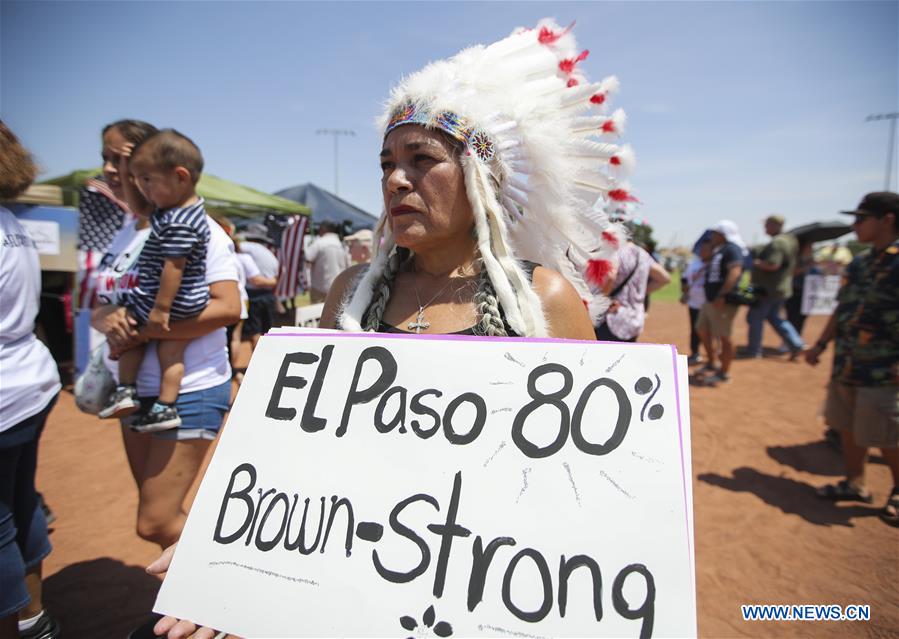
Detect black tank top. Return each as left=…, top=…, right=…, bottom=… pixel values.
left=371, top=261, right=538, bottom=337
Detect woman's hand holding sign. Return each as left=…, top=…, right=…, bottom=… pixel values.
left=147, top=544, right=227, bottom=639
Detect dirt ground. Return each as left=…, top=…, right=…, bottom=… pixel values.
left=34, top=301, right=898, bottom=638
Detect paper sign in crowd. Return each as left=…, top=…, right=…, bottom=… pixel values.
left=156, top=331, right=696, bottom=638
left=801, top=274, right=842, bottom=316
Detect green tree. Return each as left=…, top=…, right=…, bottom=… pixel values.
left=631, top=222, right=658, bottom=254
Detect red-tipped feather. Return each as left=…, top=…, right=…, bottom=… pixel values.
left=559, top=49, right=590, bottom=74
left=601, top=119, right=617, bottom=133
left=601, top=230, right=619, bottom=248
left=608, top=189, right=639, bottom=203
left=538, top=26, right=557, bottom=44
left=590, top=93, right=606, bottom=105
left=538, top=21, right=575, bottom=44
left=567, top=78, right=580, bottom=88
left=609, top=156, right=621, bottom=165
left=586, top=259, right=613, bottom=286
left=537, top=26, right=569, bottom=45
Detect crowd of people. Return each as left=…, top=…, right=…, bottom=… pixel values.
left=1, top=17, right=897, bottom=639
left=677, top=202, right=899, bottom=526
left=0, top=117, right=376, bottom=638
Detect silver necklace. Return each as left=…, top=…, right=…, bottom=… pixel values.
left=408, top=273, right=457, bottom=334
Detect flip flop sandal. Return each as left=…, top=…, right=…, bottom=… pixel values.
left=879, top=489, right=899, bottom=527
left=817, top=480, right=873, bottom=503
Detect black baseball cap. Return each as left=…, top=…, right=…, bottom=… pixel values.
left=840, top=191, right=899, bottom=218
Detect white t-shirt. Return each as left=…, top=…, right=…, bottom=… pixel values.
left=0, top=207, right=62, bottom=432
left=306, top=232, right=351, bottom=293
left=240, top=241, right=279, bottom=282
left=95, top=217, right=239, bottom=396
left=682, top=257, right=708, bottom=310
left=236, top=253, right=260, bottom=320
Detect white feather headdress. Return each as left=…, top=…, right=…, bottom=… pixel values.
left=340, top=19, right=634, bottom=336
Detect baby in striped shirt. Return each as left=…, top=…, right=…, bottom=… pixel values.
left=100, top=130, right=210, bottom=432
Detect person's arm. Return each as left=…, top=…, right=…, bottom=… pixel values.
left=804, top=309, right=838, bottom=366
left=319, top=264, right=369, bottom=329
left=646, top=260, right=671, bottom=295
left=91, top=304, right=140, bottom=352
left=753, top=241, right=784, bottom=273
left=140, top=280, right=241, bottom=341
left=247, top=274, right=277, bottom=289
left=753, top=259, right=782, bottom=273
left=148, top=257, right=186, bottom=332
left=532, top=266, right=596, bottom=340
left=713, top=263, right=743, bottom=308
left=305, top=238, right=320, bottom=263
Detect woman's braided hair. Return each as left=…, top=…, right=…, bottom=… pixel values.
left=473, top=268, right=508, bottom=337
left=361, top=247, right=509, bottom=337
left=362, top=247, right=407, bottom=331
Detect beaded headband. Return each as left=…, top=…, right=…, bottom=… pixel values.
left=385, top=103, right=496, bottom=163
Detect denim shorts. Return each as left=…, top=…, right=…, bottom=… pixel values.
left=0, top=395, right=57, bottom=617
left=128, top=381, right=231, bottom=441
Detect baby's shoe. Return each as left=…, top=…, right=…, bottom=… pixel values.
left=98, top=385, right=138, bottom=419
left=131, top=402, right=181, bottom=433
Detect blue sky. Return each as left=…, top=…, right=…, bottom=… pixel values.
left=2, top=1, right=896, bottom=247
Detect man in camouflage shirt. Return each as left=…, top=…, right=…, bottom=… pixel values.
left=805, top=192, right=899, bottom=527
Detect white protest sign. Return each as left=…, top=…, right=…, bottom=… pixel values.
left=156, top=332, right=695, bottom=638
left=19, top=219, right=60, bottom=255
left=801, top=274, right=841, bottom=315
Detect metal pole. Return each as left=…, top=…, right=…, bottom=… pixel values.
left=316, top=128, right=356, bottom=196
left=886, top=116, right=896, bottom=191
left=866, top=112, right=899, bottom=191
left=334, top=134, right=339, bottom=194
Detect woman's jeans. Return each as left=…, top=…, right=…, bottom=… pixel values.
left=746, top=296, right=804, bottom=355
left=0, top=395, right=57, bottom=617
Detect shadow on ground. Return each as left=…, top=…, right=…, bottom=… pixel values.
left=697, top=467, right=880, bottom=527
left=766, top=440, right=844, bottom=476
left=44, top=557, right=159, bottom=638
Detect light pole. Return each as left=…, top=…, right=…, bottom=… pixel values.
left=316, top=128, right=356, bottom=195
left=865, top=112, right=899, bottom=191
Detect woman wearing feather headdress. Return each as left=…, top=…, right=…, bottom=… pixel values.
left=317, top=19, right=636, bottom=340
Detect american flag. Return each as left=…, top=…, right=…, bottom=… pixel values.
left=275, top=215, right=309, bottom=306
left=77, top=177, right=133, bottom=309
left=85, top=177, right=130, bottom=213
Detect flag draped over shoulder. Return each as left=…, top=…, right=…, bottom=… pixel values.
left=77, top=177, right=132, bottom=309
left=275, top=215, right=309, bottom=307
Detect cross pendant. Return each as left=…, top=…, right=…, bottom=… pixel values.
left=408, top=307, right=430, bottom=334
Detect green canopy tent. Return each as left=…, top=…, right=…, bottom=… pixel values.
left=43, top=169, right=310, bottom=218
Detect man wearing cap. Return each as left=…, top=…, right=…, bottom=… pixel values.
left=306, top=221, right=351, bottom=303
left=743, top=214, right=805, bottom=359
left=695, top=220, right=747, bottom=385
left=345, top=228, right=373, bottom=264
left=806, top=192, right=899, bottom=527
